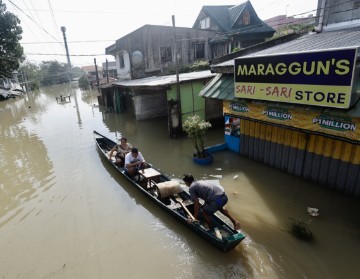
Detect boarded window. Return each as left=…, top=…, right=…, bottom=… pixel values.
left=160, top=46, right=172, bottom=63
left=119, top=55, right=125, bottom=68
left=194, top=43, right=205, bottom=59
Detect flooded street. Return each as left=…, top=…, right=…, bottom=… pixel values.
left=0, top=84, right=359, bottom=279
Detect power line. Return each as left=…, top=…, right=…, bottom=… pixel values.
left=29, top=0, right=44, bottom=27
left=6, top=0, right=91, bottom=65
left=7, top=0, right=63, bottom=46
left=21, top=40, right=116, bottom=44
left=17, top=0, right=60, bottom=57
left=257, top=0, right=282, bottom=13
left=8, top=1, right=360, bottom=66
left=25, top=53, right=109, bottom=57
left=47, top=0, right=61, bottom=40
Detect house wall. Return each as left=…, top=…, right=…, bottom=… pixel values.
left=113, top=25, right=216, bottom=80
left=211, top=43, right=230, bottom=59
left=116, top=51, right=131, bottom=80
left=321, top=0, right=360, bottom=25
left=133, top=89, right=168, bottom=120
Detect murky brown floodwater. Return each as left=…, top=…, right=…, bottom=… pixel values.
left=0, top=83, right=359, bottom=279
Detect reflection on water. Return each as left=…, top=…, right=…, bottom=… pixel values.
left=0, top=93, right=55, bottom=227
left=0, top=84, right=359, bottom=279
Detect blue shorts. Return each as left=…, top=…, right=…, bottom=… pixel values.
left=203, top=194, right=228, bottom=214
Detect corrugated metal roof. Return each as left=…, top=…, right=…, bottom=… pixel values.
left=112, top=70, right=216, bottom=88
left=196, top=3, right=274, bottom=35
left=198, top=6, right=233, bottom=31
left=228, top=4, right=245, bottom=28
left=213, top=27, right=360, bottom=68
left=199, top=74, right=234, bottom=100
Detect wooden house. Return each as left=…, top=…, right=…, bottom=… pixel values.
left=192, top=1, right=275, bottom=59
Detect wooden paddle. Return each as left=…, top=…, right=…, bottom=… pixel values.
left=175, top=198, right=197, bottom=221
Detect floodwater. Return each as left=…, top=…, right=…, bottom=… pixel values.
left=0, top=84, right=359, bottom=279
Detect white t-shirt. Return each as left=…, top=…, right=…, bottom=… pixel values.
left=124, top=152, right=145, bottom=166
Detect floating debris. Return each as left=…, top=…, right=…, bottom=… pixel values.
left=209, top=174, right=223, bottom=179
left=307, top=207, right=319, bottom=217
left=233, top=175, right=239, bottom=179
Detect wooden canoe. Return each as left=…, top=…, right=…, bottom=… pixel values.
left=93, top=130, right=245, bottom=252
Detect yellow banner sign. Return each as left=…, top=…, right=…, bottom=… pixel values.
left=224, top=100, right=360, bottom=142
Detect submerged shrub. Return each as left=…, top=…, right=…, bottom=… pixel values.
left=287, top=218, right=314, bottom=241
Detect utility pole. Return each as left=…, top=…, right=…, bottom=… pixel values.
left=61, top=26, right=71, bottom=67
left=172, top=15, right=180, bottom=104
left=61, top=26, right=71, bottom=82
left=94, top=58, right=100, bottom=92
left=106, top=58, right=109, bottom=83
left=171, top=15, right=182, bottom=137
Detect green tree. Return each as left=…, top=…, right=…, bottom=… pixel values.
left=78, top=75, right=89, bottom=90
left=0, top=0, right=24, bottom=78
left=19, top=61, right=40, bottom=90
left=70, top=67, right=84, bottom=79
left=39, top=60, right=68, bottom=86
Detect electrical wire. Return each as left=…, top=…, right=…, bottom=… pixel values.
left=7, top=0, right=64, bottom=46
left=47, top=0, right=61, bottom=40
left=29, top=0, right=44, bottom=27
left=19, top=4, right=359, bottom=47
left=6, top=0, right=92, bottom=66
left=25, top=53, right=108, bottom=57
left=5, top=1, right=360, bottom=66
left=21, top=40, right=116, bottom=44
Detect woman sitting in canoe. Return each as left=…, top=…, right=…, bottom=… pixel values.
left=109, top=137, right=132, bottom=166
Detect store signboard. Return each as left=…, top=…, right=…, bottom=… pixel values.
left=224, top=100, right=360, bottom=141
left=234, top=48, right=359, bottom=109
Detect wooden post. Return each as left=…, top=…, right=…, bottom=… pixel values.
left=106, top=59, right=109, bottom=83
left=172, top=15, right=183, bottom=137
left=94, top=58, right=100, bottom=93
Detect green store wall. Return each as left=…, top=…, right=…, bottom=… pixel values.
left=167, top=82, right=206, bottom=124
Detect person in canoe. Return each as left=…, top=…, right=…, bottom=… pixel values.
left=124, top=147, right=148, bottom=176
left=109, top=137, right=133, bottom=166
left=182, top=174, right=241, bottom=231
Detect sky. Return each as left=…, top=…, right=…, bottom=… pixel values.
left=4, top=0, right=318, bottom=68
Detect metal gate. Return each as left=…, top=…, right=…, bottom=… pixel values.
left=239, top=119, right=360, bottom=197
